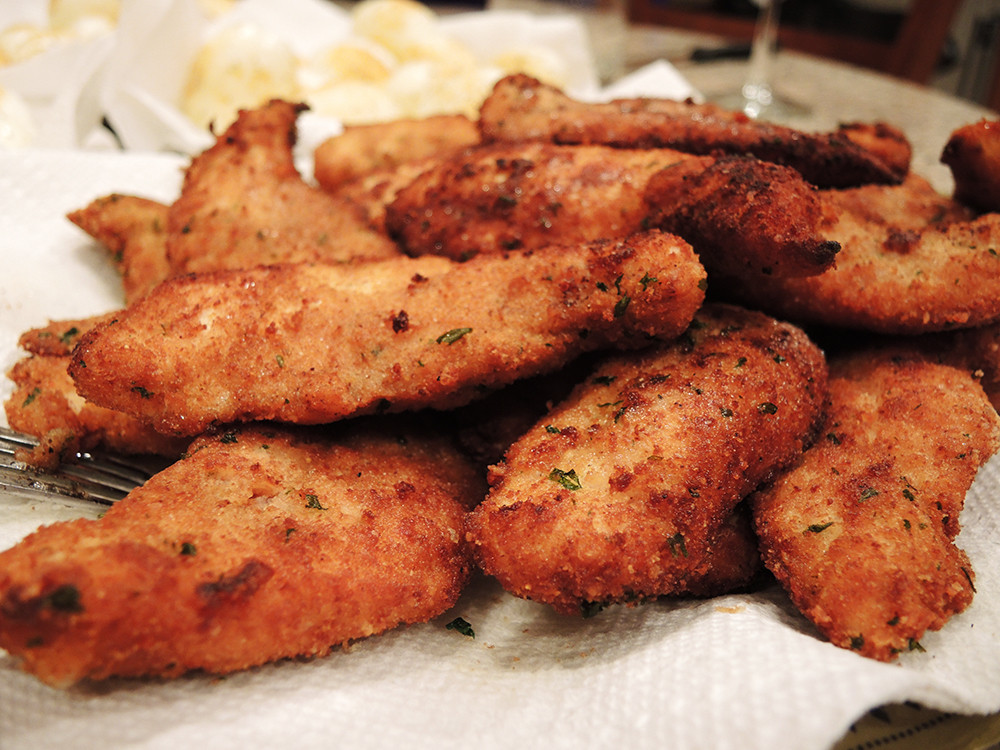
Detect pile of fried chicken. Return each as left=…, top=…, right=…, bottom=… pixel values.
left=4, top=74, right=1000, bottom=687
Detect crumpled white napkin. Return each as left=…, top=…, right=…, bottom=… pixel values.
left=1, top=146, right=1000, bottom=750
left=0, top=0, right=619, bottom=157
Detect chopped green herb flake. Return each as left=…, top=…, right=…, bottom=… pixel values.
left=806, top=522, right=834, bottom=533
left=276, top=354, right=285, bottom=368
left=591, top=375, right=616, bottom=386
left=131, top=385, right=154, bottom=399
left=639, top=272, right=658, bottom=290
left=826, top=433, right=842, bottom=445
left=180, top=542, right=197, bottom=556
left=613, top=294, right=631, bottom=318
left=22, top=387, right=41, bottom=407
left=757, top=402, right=778, bottom=414
left=860, top=487, right=880, bottom=500
left=446, top=616, right=475, bottom=638
left=545, top=425, right=561, bottom=434
left=436, top=327, right=472, bottom=345
left=734, top=357, right=747, bottom=368
left=667, top=532, right=688, bottom=558
left=849, top=634, right=865, bottom=651
left=219, top=431, right=238, bottom=444
left=549, top=468, right=582, bottom=491
left=59, top=327, right=79, bottom=345
left=305, top=494, right=326, bottom=510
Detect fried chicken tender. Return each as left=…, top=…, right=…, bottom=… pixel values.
left=5, top=315, right=187, bottom=465
left=751, top=350, right=1000, bottom=661
left=478, top=74, right=908, bottom=189
left=0, top=421, right=482, bottom=687
left=313, top=114, right=479, bottom=194
left=715, top=173, right=1000, bottom=333
left=385, top=142, right=837, bottom=276
left=466, top=304, right=828, bottom=615
left=941, top=119, right=1000, bottom=213
left=69, top=230, right=707, bottom=436
left=67, top=194, right=172, bottom=304
left=166, top=100, right=400, bottom=275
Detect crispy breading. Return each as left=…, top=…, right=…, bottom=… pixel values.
left=385, top=142, right=837, bottom=276
left=69, top=231, right=707, bottom=436
left=335, top=157, right=439, bottom=233
left=941, top=119, right=1000, bottom=213
left=713, top=173, right=1000, bottom=333
left=466, top=304, right=828, bottom=615
left=67, top=194, right=172, bottom=304
left=165, top=100, right=400, bottom=274
left=645, top=155, right=840, bottom=277
left=477, top=74, right=908, bottom=188
left=5, top=354, right=188, bottom=462
left=750, top=350, right=1000, bottom=661
left=313, top=114, right=479, bottom=194
left=836, top=122, right=912, bottom=181
left=16, top=314, right=116, bottom=357
left=0, top=421, right=482, bottom=687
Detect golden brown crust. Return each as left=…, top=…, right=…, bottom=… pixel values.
left=69, top=231, right=706, bottom=436
left=466, top=304, right=828, bottom=614
left=67, top=194, right=172, bottom=304
left=165, top=100, right=400, bottom=274
left=313, top=114, right=479, bottom=193
left=385, top=142, right=837, bottom=277
left=751, top=350, right=1000, bottom=661
left=385, top=140, right=695, bottom=260
left=16, top=315, right=116, bottom=357
left=478, top=73, right=908, bottom=188
left=5, top=354, right=188, bottom=460
left=941, top=119, right=1000, bottom=213
left=645, top=155, right=840, bottom=277
left=0, top=421, right=482, bottom=687
left=714, top=173, right=1000, bottom=333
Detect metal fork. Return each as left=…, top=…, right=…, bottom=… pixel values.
left=0, top=426, right=158, bottom=504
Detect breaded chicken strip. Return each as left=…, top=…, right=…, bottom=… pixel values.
left=751, top=350, right=1000, bottom=661
left=313, top=113, right=479, bottom=194
left=941, top=119, right=1000, bottom=213
left=714, top=173, right=1000, bottom=333
left=166, top=100, right=400, bottom=275
left=69, top=231, right=706, bottom=436
left=0, top=420, right=482, bottom=687
left=67, top=194, right=172, bottom=304
left=478, top=74, right=908, bottom=189
left=466, top=304, right=828, bottom=615
left=5, top=315, right=187, bottom=465
left=386, top=142, right=837, bottom=276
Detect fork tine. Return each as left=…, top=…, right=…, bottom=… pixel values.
left=0, top=426, right=158, bottom=505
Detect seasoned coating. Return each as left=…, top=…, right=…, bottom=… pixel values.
left=313, top=113, right=479, bottom=193
left=67, top=194, right=172, bottom=304
left=836, top=122, right=912, bottom=181
left=335, top=157, right=439, bottom=233
left=166, top=100, right=400, bottom=275
left=386, top=142, right=837, bottom=276
left=386, top=140, right=698, bottom=259
left=0, top=421, right=482, bottom=687
left=5, top=354, right=188, bottom=462
left=714, top=173, right=1000, bottom=333
left=466, top=304, right=828, bottom=615
left=478, top=74, right=908, bottom=189
left=6, top=315, right=187, bottom=464
left=69, top=231, right=707, bottom=436
left=645, top=155, right=840, bottom=277
left=941, top=119, right=1000, bottom=213
left=751, top=350, right=1000, bottom=661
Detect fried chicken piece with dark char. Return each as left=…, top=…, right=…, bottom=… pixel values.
left=478, top=74, right=908, bottom=188
left=751, top=349, right=1000, bottom=661
left=0, top=420, right=483, bottom=687
left=713, top=173, right=1000, bottom=333
left=386, top=142, right=837, bottom=276
left=70, top=230, right=706, bottom=436
left=166, top=100, right=400, bottom=275
left=466, top=304, right=828, bottom=615
left=941, top=119, right=1000, bottom=213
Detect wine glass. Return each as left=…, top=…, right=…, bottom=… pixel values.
left=711, top=0, right=809, bottom=121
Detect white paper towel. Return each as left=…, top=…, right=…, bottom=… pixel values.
left=1, top=145, right=1000, bottom=750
